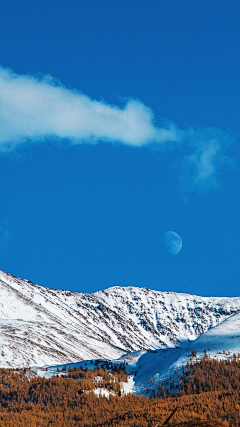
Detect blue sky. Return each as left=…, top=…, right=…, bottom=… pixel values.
left=0, top=0, right=239, bottom=296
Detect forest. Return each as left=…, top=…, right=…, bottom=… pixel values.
left=1, top=354, right=240, bottom=426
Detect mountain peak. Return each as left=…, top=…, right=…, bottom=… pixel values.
left=0, top=269, right=240, bottom=368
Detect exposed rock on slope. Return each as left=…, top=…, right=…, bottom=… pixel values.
left=0, top=269, right=240, bottom=368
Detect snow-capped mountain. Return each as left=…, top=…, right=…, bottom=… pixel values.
left=38, top=309, right=240, bottom=396
left=40, top=311, right=240, bottom=397
left=116, top=311, right=240, bottom=396
left=1, top=268, right=240, bottom=368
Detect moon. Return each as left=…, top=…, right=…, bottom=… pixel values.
left=164, top=231, right=182, bottom=255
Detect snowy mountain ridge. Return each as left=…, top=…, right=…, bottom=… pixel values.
left=39, top=312, right=240, bottom=397
left=0, top=268, right=240, bottom=368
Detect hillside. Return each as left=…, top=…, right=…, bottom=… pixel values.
left=1, top=268, right=240, bottom=368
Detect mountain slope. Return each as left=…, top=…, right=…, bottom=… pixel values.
left=1, top=269, right=240, bottom=368
left=115, top=311, right=240, bottom=396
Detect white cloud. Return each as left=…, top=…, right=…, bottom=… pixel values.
left=0, top=67, right=179, bottom=148
left=0, top=67, right=236, bottom=192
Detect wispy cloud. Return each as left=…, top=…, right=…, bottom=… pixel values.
left=0, top=66, right=236, bottom=192
left=179, top=128, right=235, bottom=193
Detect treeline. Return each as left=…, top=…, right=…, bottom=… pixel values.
left=60, top=362, right=128, bottom=395
left=1, top=356, right=240, bottom=426
left=157, top=351, right=240, bottom=399
left=181, top=352, right=240, bottom=396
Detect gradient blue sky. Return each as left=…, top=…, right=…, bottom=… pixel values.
left=0, top=0, right=239, bottom=296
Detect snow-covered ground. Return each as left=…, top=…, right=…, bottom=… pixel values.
left=34, top=308, right=240, bottom=397
left=1, top=268, right=240, bottom=370
left=121, top=311, right=240, bottom=396
left=34, top=310, right=240, bottom=397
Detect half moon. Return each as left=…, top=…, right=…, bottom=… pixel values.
left=164, top=231, right=182, bottom=255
